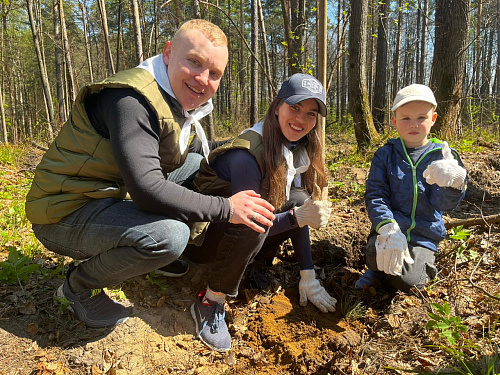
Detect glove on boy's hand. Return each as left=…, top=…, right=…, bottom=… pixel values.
left=294, top=186, right=332, bottom=229
left=375, top=222, right=414, bottom=276
left=423, top=142, right=467, bottom=189
left=299, top=269, right=337, bottom=313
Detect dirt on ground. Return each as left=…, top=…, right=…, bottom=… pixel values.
left=0, top=142, right=499, bottom=375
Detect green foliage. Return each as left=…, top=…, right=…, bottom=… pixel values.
left=449, top=226, right=478, bottom=263
left=54, top=295, right=72, bottom=312
left=107, top=288, right=127, bottom=300
left=426, top=302, right=468, bottom=345
left=146, top=272, right=168, bottom=291
left=0, top=145, right=22, bottom=166
left=0, top=246, right=40, bottom=285
left=340, top=294, right=366, bottom=321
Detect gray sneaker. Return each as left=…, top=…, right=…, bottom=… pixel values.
left=191, top=291, right=231, bottom=351
left=56, top=281, right=129, bottom=328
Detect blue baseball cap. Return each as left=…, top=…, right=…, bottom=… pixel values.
left=277, top=73, right=327, bottom=117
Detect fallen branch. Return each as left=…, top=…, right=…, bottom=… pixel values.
left=444, top=214, right=500, bottom=229
left=31, top=140, right=49, bottom=151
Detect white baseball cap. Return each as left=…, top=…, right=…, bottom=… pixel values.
left=391, top=84, right=437, bottom=112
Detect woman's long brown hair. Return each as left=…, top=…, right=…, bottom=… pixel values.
left=262, top=98, right=327, bottom=210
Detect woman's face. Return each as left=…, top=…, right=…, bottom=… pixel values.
left=275, top=99, right=319, bottom=142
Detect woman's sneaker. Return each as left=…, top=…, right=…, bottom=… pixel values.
left=156, top=259, right=189, bottom=277
left=191, top=290, right=231, bottom=352
left=55, top=281, right=129, bottom=328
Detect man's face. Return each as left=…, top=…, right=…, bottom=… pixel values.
left=162, top=29, right=228, bottom=111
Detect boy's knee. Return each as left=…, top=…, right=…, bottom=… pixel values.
left=388, top=260, right=437, bottom=291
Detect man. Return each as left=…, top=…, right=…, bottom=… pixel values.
left=25, top=19, right=275, bottom=328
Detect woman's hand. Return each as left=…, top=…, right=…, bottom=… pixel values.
left=229, top=190, right=275, bottom=233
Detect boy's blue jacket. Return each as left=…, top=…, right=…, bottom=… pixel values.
left=365, top=138, right=466, bottom=252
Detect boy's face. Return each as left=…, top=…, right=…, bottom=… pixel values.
left=162, top=29, right=228, bottom=111
left=391, top=101, right=437, bottom=148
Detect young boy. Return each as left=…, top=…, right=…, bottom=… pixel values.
left=356, top=84, right=467, bottom=291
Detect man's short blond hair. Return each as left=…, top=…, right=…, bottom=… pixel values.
left=174, top=19, right=227, bottom=47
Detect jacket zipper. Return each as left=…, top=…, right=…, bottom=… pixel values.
left=399, top=138, right=441, bottom=242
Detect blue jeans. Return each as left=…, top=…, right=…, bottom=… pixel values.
left=32, top=153, right=203, bottom=293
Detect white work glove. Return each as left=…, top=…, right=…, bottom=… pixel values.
left=423, top=142, right=467, bottom=189
left=375, top=222, right=414, bottom=276
left=294, top=186, right=332, bottom=229
left=299, top=269, right=337, bottom=313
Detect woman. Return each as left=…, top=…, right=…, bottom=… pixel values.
left=186, top=73, right=337, bottom=352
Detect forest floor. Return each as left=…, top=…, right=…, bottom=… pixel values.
left=0, top=141, right=499, bottom=375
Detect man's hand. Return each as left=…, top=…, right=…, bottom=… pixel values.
left=423, top=142, right=467, bottom=189
left=375, top=223, right=414, bottom=276
left=299, top=269, right=337, bottom=313
left=228, top=190, right=275, bottom=233
left=294, top=186, right=332, bottom=229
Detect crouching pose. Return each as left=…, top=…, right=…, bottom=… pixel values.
left=356, top=84, right=467, bottom=291
left=185, top=73, right=337, bottom=351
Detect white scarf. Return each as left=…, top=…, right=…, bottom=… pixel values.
left=243, top=121, right=310, bottom=199
left=137, top=55, right=211, bottom=161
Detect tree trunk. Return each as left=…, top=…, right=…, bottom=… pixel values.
left=257, top=0, right=273, bottom=98
left=289, top=0, right=305, bottom=72
left=495, top=0, right=500, bottom=124
left=116, top=0, right=122, bottom=71
left=372, top=0, right=388, bottom=132
left=474, top=0, right=482, bottom=97
left=419, top=0, right=428, bottom=83
left=98, top=0, right=115, bottom=76
left=1, top=7, right=8, bottom=144
left=250, top=0, right=259, bottom=125
left=226, top=2, right=231, bottom=126
left=26, top=0, right=55, bottom=140
left=392, top=0, right=403, bottom=96
left=280, top=0, right=292, bottom=75
left=131, top=0, right=143, bottom=64
left=239, top=0, right=246, bottom=118
left=317, top=0, right=327, bottom=164
left=430, top=0, right=470, bottom=138
left=79, top=0, right=93, bottom=82
left=348, top=0, right=377, bottom=151
left=59, top=0, right=75, bottom=106
left=53, top=0, right=66, bottom=125
left=193, top=0, right=201, bottom=18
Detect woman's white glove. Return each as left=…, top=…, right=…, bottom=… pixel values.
left=299, top=269, right=337, bottom=313
left=375, top=222, right=414, bottom=276
left=294, top=187, right=332, bottom=229
left=423, top=142, right=467, bottom=189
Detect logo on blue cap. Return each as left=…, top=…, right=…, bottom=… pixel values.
left=302, top=79, right=323, bottom=95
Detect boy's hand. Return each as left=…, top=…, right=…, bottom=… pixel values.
left=423, top=142, right=466, bottom=189
left=295, top=185, right=332, bottom=229
left=299, top=269, right=337, bottom=313
left=375, top=223, right=414, bottom=276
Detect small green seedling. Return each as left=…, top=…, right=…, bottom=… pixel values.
left=426, top=301, right=468, bottom=345
left=0, top=246, right=40, bottom=285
